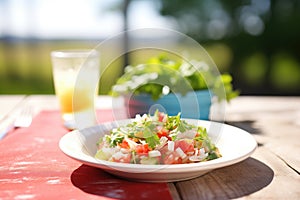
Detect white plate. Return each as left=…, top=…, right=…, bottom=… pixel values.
left=59, top=119, right=257, bottom=182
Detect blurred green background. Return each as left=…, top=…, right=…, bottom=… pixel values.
left=0, top=0, right=299, bottom=95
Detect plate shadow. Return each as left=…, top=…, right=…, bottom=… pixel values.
left=70, top=164, right=172, bottom=200
left=226, top=120, right=261, bottom=135
left=175, top=157, right=274, bottom=199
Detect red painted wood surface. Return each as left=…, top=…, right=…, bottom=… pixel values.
left=0, top=110, right=172, bottom=200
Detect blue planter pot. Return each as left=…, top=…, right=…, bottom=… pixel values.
left=125, top=90, right=212, bottom=120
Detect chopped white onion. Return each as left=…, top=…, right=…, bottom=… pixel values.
left=148, top=150, right=161, bottom=157
left=155, top=136, right=168, bottom=150
left=194, top=148, right=198, bottom=155
left=177, top=129, right=197, bottom=139
left=125, top=138, right=138, bottom=149
left=160, top=136, right=168, bottom=144
left=112, top=152, right=126, bottom=160
left=120, top=148, right=129, bottom=154
left=168, top=141, right=175, bottom=151
left=199, top=148, right=206, bottom=155
left=175, top=147, right=187, bottom=159
left=189, top=152, right=208, bottom=162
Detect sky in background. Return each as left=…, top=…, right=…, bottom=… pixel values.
left=0, top=0, right=173, bottom=39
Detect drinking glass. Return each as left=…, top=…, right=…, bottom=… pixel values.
left=51, top=49, right=100, bottom=129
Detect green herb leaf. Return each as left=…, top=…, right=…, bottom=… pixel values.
left=145, top=135, right=160, bottom=149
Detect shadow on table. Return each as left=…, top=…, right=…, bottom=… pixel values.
left=70, top=165, right=172, bottom=200
left=175, top=157, right=274, bottom=199
left=226, top=120, right=261, bottom=135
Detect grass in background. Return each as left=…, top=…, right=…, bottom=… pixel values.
left=0, top=39, right=120, bottom=94
left=1, top=39, right=300, bottom=95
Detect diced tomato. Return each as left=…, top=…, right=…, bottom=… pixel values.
left=174, top=139, right=194, bottom=154
left=135, top=144, right=151, bottom=154
left=119, top=139, right=130, bottom=149
left=157, top=128, right=171, bottom=140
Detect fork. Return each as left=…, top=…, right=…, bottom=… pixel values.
left=0, top=106, right=33, bottom=140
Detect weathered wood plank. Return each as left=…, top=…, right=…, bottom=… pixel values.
left=242, top=147, right=300, bottom=199
left=174, top=146, right=299, bottom=200
left=1, top=95, right=299, bottom=199
left=226, top=97, right=300, bottom=173
left=174, top=158, right=272, bottom=199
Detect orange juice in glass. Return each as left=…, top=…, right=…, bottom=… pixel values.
left=51, top=49, right=99, bottom=129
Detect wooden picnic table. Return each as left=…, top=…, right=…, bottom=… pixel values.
left=0, top=95, right=299, bottom=199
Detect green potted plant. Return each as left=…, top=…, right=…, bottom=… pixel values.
left=111, top=55, right=239, bottom=120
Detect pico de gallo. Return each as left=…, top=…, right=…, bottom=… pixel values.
left=95, top=111, right=221, bottom=164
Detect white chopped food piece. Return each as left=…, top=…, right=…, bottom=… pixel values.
left=120, top=148, right=129, bottom=153
left=125, top=138, right=138, bottom=149
left=189, top=153, right=208, bottom=162
left=168, top=141, right=175, bottom=151
left=148, top=150, right=161, bottom=157
left=140, top=140, right=146, bottom=145
left=175, top=147, right=187, bottom=159
left=99, top=147, right=115, bottom=158
left=112, top=152, right=122, bottom=160
left=189, top=148, right=208, bottom=162
left=155, top=137, right=168, bottom=150
left=112, top=151, right=127, bottom=160
left=200, top=153, right=207, bottom=160
left=194, top=148, right=199, bottom=156
left=159, top=136, right=168, bottom=146
left=199, top=148, right=206, bottom=155
left=189, top=156, right=201, bottom=162
left=177, top=128, right=197, bottom=139
left=160, top=136, right=168, bottom=144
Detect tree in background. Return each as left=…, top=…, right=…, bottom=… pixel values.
left=159, top=0, right=300, bottom=95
